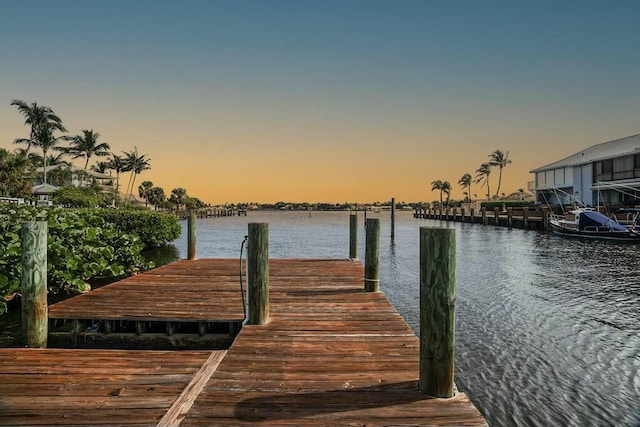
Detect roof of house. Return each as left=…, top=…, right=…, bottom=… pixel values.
left=32, top=183, right=60, bottom=195
left=530, top=133, right=640, bottom=173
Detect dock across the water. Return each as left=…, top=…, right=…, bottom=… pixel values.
left=1, top=259, right=487, bottom=426
left=414, top=205, right=554, bottom=230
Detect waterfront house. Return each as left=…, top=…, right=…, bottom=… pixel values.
left=530, top=134, right=640, bottom=207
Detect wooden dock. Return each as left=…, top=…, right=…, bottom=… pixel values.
left=48, top=260, right=246, bottom=347
left=0, top=348, right=224, bottom=426
left=174, top=208, right=247, bottom=220
left=414, top=206, right=549, bottom=230
left=1, top=259, right=486, bottom=426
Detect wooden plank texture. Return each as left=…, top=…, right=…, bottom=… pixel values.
left=181, top=259, right=487, bottom=426
left=48, top=259, right=246, bottom=322
left=2, top=259, right=486, bottom=426
left=0, top=349, right=220, bottom=426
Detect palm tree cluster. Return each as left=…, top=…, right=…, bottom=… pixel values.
left=474, top=150, right=511, bottom=200
left=431, top=180, right=452, bottom=208
left=8, top=99, right=152, bottom=203
left=137, top=182, right=205, bottom=211
left=431, top=149, right=511, bottom=205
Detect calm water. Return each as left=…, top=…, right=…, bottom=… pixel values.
left=171, top=210, right=639, bottom=427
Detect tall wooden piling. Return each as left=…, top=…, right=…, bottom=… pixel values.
left=188, top=211, right=197, bottom=260
left=364, top=218, right=380, bottom=292
left=349, top=213, right=358, bottom=260
left=21, top=221, right=48, bottom=348
left=494, top=207, right=500, bottom=226
left=391, top=197, right=395, bottom=241
left=523, top=207, right=529, bottom=228
left=507, top=207, right=513, bottom=228
left=419, top=227, right=455, bottom=398
left=247, top=223, right=269, bottom=325
left=481, top=207, right=487, bottom=225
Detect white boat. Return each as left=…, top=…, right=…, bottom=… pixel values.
left=548, top=208, right=640, bottom=241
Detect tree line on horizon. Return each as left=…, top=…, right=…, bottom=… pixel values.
left=1, top=99, right=205, bottom=210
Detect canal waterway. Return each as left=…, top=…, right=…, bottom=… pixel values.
left=172, top=210, right=639, bottom=427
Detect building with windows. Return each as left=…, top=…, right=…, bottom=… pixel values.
left=530, top=134, right=640, bottom=207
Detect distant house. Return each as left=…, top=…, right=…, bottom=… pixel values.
left=35, top=166, right=115, bottom=193
left=530, top=134, right=640, bottom=206
left=31, top=183, right=59, bottom=206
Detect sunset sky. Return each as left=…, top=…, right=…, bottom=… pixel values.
left=1, top=1, right=640, bottom=204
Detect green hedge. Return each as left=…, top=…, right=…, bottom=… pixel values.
left=97, top=209, right=181, bottom=247
left=0, top=205, right=153, bottom=315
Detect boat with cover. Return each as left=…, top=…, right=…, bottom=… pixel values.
left=548, top=208, right=640, bottom=240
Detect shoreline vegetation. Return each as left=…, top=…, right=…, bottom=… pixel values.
left=0, top=205, right=181, bottom=317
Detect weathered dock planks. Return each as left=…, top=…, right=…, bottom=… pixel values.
left=0, top=348, right=221, bottom=426
left=48, top=259, right=246, bottom=323
left=47, top=259, right=247, bottom=347
left=182, top=259, right=487, bottom=426
left=1, top=259, right=486, bottom=425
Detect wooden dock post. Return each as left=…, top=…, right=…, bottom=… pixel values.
left=391, top=197, right=395, bottom=241
left=494, top=207, right=500, bottom=226
left=523, top=207, right=529, bottom=228
left=21, top=221, right=48, bottom=348
left=247, top=223, right=269, bottom=325
left=364, top=218, right=380, bottom=292
left=419, top=227, right=455, bottom=398
left=481, top=207, right=487, bottom=225
left=507, top=207, right=513, bottom=228
left=188, top=211, right=197, bottom=260
left=542, top=206, right=550, bottom=230
left=349, top=213, right=358, bottom=260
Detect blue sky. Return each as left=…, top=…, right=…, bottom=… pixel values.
left=2, top=1, right=640, bottom=203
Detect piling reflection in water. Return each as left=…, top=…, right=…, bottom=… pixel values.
left=173, top=211, right=639, bottom=427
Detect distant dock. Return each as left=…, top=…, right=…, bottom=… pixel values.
left=414, top=206, right=553, bottom=230
left=174, top=208, right=247, bottom=220
left=2, top=259, right=486, bottom=426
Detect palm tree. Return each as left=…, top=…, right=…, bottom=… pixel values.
left=488, top=149, right=511, bottom=198
left=474, top=163, right=492, bottom=200
left=107, top=154, right=126, bottom=193
left=64, top=129, right=111, bottom=170
left=147, top=186, right=166, bottom=210
left=11, top=99, right=65, bottom=154
left=91, top=161, right=111, bottom=174
left=15, top=124, right=68, bottom=184
left=28, top=152, right=70, bottom=169
left=170, top=187, right=188, bottom=210
left=31, top=152, right=72, bottom=187
left=442, top=181, right=452, bottom=207
left=431, top=180, right=444, bottom=207
left=138, top=181, right=154, bottom=206
left=123, top=147, right=151, bottom=202
left=430, top=180, right=452, bottom=207
left=458, top=173, right=472, bottom=203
